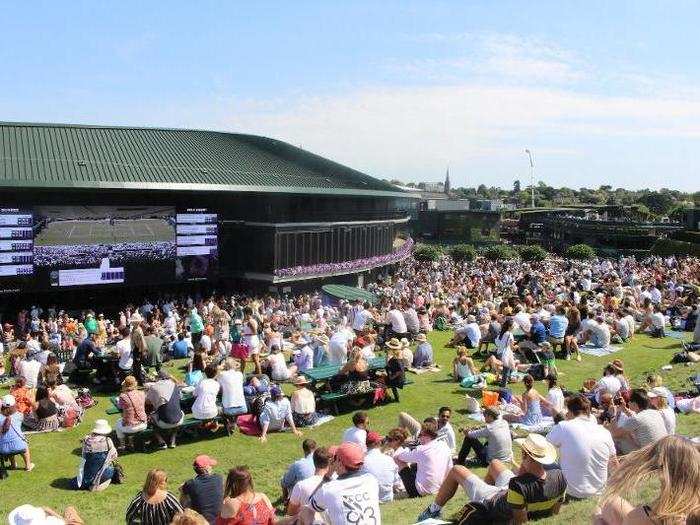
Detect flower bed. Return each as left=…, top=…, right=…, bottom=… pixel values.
left=274, top=238, right=414, bottom=278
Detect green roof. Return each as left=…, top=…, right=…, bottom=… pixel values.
left=321, top=284, right=378, bottom=304
left=0, top=122, right=409, bottom=197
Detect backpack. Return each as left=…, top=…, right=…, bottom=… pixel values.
left=671, top=351, right=691, bottom=364
left=434, top=316, right=449, bottom=331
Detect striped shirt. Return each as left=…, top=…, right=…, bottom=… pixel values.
left=125, top=491, right=183, bottom=525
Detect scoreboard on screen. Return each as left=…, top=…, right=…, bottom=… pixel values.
left=0, top=209, right=34, bottom=278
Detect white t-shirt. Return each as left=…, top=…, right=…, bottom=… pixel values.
left=328, top=332, right=350, bottom=365
left=342, top=426, right=367, bottom=453
left=658, top=406, right=676, bottom=435
left=217, top=370, right=245, bottom=409
left=362, top=448, right=401, bottom=503
left=352, top=309, right=373, bottom=331
left=388, top=309, right=407, bottom=334
left=513, top=312, right=531, bottom=333
left=117, top=337, right=132, bottom=370
left=289, top=474, right=328, bottom=524
left=494, top=331, right=514, bottom=356
left=192, top=378, right=220, bottom=420
left=547, top=416, right=616, bottom=498
left=310, top=472, right=381, bottom=525
left=199, top=334, right=212, bottom=353
left=18, top=360, right=41, bottom=388
left=594, top=375, right=622, bottom=404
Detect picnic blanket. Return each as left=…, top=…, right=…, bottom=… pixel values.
left=310, top=414, right=335, bottom=428
left=579, top=343, right=621, bottom=357
left=511, top=417, right=555, bottom=434
left=668, top=330, right=691, bottom=340
left=408, top=365, right=441, bottom=375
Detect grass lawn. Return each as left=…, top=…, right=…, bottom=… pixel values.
left=1, top=331, right=698, bottom=524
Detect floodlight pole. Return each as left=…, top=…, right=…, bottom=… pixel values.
left=525, top=149, right=535, bottom=208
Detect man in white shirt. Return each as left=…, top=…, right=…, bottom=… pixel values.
left=307, top=443, right=381, bottom=525
left=199, top=332, right=212, bottom=353
left=352, top=302, right=374, bottom=333
left=342, top=411, right=369, bottom=453
left=328, top=330, right=351, bottom=365
left=609, top=389, right=668, bottom=454
left=394, top=421, right=453, bottom=497
left=547, top=395, right=617, bottom=499
left=452, top=315, right=481, bottom=349
left=287, top=447, right=331, bottom=523
left=387, top=304, right=408, bottom=339
left=362, top=431, right=403, bottom=503
left=513, top=306, right=531, bottom=334
left=592, top=365, right=622, bottom=405
left=649, top=305, right=666, bottom=338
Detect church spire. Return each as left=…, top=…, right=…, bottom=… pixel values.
left=444, top=166, right=451, bottom=194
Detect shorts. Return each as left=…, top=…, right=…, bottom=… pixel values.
left=460, top=470, right=515, bottom=503
left=222, top=405, right=247, bottom=416
left=152, top=411, right=185, bottom=429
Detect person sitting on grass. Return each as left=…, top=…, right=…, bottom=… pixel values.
left=126, top=468, right=184, bottom=525
left=542, top=374, right=565, bottom=417
left=417, top=433, right=567, bottom=523
left=290, top=375, right=318, bottom=428
left=594, top=436, right=700, bottom=525
left=7, top=504, right=84, bottom=525
left=363, top=431, right=404, bottom=503
left=607, top=388, right=668, bottom=455
left=0, top=394, right=34, bottom=472
left=217, top=466, right=276, bottom=524
left=456, top=407, right=513, bottom=467
left=280, top=439, right=317, bottom=502
left=453, top=347, right=479, bottom=383
left=342, top=411, right=370, bottom=452
left=179, top=455, right=223, bottom=525
left=539, top=341, right=557, bottom=379
left=71, top=419, right=118, bottom=491
left=258, top=386, right=303, bottom=442
left=287, top=446, right=331, bottom=519
left=502, top=374, right=555, bottom=426
left=192, top=364, right=221, bottom=425
left=394, top=420, right=453, bottom=498
left=412, top=332, right=433, bottom=368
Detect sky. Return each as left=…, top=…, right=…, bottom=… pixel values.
left=1, top=1, right=699, bottom=191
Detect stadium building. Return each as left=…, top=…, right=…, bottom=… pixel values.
left=0, top=122, right=416, bottom=298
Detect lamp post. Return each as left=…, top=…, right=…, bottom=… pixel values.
left=525, top=149, right=535, bottom=208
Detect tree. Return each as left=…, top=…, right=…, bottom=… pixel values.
left=565, top=243, right=596, bottom=260
left=513, top=180, right=521, bottom=194
left=448, top=244, right=476, bottom=262
left=517, top=245, right=548, bottom=261
left=483, top=245, right=519, bottom=261
left=638, top=192, right=675, bottom=216
left=477, top=184, right=488, bottom=196
left=413, top=244, right=442, bottom=262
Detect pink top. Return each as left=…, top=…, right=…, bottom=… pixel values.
left=395, top=438, right=453, bottom=495
left=118, top=390, right=147, bottom=426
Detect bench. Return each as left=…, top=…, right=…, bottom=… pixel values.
left=116, top=414, right=231, bottom=451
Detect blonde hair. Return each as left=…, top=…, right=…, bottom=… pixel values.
left=601, top=436, right=700, bottom=524
left=143, top=469, right=168, bottom=497
left=647, top=374, right=663, bottom=388
left=223, top=357, right=240, bottom=371
left=170, top=509, right=208, bottom=525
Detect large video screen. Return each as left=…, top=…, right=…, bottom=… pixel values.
left=0, top=206, right=218, bottom=293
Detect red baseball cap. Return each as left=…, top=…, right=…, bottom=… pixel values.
left=193, top=455, right=217, bottom=468
left=366, top=431, right=383, bottom=445
left=334, top=442, right=365, bottom=469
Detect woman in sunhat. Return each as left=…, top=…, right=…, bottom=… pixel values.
left=72, top=419, right=118, bottom=491
left=290, top=375, right=318, bottom=427
left=385, top=339, right=406, bottom=391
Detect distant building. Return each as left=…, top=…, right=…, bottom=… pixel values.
left=423, top=181, right=445, bottom=193
left=444, top=168, right=451, bottom=194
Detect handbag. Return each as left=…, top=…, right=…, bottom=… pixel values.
left=111, top=461, right=126, bottom=484
left=451, top=502, right=492, bottom=525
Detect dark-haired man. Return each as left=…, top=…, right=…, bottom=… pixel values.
left=608, top=388, right=668, bottom=454
left=281, top=439, right=317, bottom=501
left=457, top=407, right=513, bottom=467
left=394, top=421, right=452, bottom=497
left=547, top=395, right=617, bottom=500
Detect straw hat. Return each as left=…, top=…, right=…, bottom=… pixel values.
left=520, top=433, right=558, bottom=465
left=400, top=337, right=410, bottom=349
left=415, top=333, right=427, bottom=343
left=8, top=504, right=64, bottom=525
left=293, top=376, right=310, bottom=386
left=91, top=419, right=112, bottom=435
left=121, top=375, right=138, bottom=392
left=385, top=338, right=402, bottom=351
left=129, top=313, right=143, bottom=325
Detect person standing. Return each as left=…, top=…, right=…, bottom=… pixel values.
left=130, top=314, right=147, bottom=385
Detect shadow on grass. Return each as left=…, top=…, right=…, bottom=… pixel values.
left=50, top=477, right=75, bottom=490
left=71, top=447, right=82, bottom=457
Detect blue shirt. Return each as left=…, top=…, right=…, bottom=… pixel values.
left=548, top=315, right=569, bottom=339
left=281, top=453, right=315, bottom=490
left=172, top=339, right=189, bottom=359
left=531, top=321, right=547, bottom=344
left=413, top=342, right=433, bottom=367
left=0, top=413, right=26, bottom=454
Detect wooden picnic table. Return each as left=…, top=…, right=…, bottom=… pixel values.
left=301, top=356, right=387, bottom=384
left=106, top=390, right=195, bottom=415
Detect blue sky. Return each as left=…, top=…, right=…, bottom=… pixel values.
left=2, top=1, right=699, bottom=191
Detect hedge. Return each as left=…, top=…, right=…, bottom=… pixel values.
left=448, top=244, right=476, bottom=262
left=413, top=244, right=443, bottom=262
left=565, top=243, right=596, bottom=260
left=483, top=244, right=519, bottom=261
left=651, top=239, right=700, bottom=256
left=517, top=245, right=548, bottom=262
